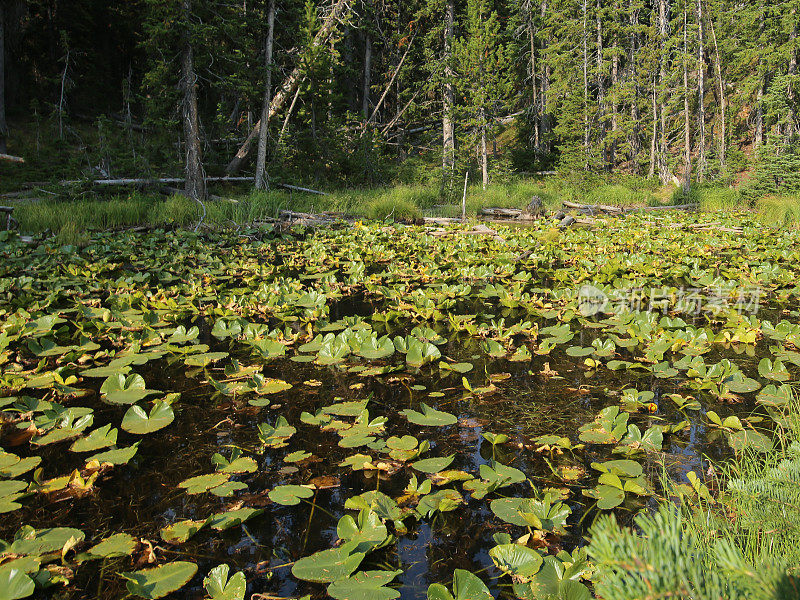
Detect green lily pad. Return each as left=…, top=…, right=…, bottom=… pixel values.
left=412, top=455, right=455, bottom=474
left=122, top=400, right=175, bottom=434
left=121, top=561, right=198, bottom=599
left=203, top=564, right=246, bottom=600
left=161, top=519, right=208, bottom=544
left=269, top=485, right=315, bottom=506
left=400, top=403, right=458, bottom=427
left=291, top=541, right=366, bottom=583
left=86, top=443, right=139, bottom=465
left=328, top=570, right=403, bottom=600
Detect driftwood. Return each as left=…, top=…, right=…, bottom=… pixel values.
left=627, top=203, right=699, bottom=212
left=0, top=154, right=24, bottom=163
left=225, top=0, right=353, bottom=175
left=52, top=177, right=327, bottom=196
left=478, top=208, right=523, bottom=218
left=563, top=201, right=624, bottom=215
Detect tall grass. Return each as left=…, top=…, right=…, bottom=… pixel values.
left=756, top=194, right=800, bottom=226
left=11, top=176, right=800, bottom=235
left=686, top=389, right=800, bottom=570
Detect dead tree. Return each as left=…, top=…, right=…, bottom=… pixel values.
left=181, top=0, right=206, bottom=202
left=225, top=0, right=352, bottom=175
left=255, top=0, right=276, bottom=190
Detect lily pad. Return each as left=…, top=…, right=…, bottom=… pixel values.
left=122, top=400, right=175, bottom=434
left=121, top=561, right=198, bottom=599
left=400, top=403, right=458, bottom=427
left=269, top=484, right=315, bottom=506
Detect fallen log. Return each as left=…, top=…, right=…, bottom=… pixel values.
left=478, top=208, right=522, bottom=218
left=54, top=177, right=327, bottom=196
left=563, top=201, right=624, bottom=214
left=0, top=154, right=24, bottom=163
left=225, top=0, right=353, bottom=175
left=626, top=203, right=699, bottom=212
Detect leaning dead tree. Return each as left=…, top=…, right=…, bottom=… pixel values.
left=225, top=0, right=352, bottom=175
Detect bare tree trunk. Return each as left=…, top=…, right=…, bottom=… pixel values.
left=649, top=81, right=657, bottom=178
left=481, top=109, right=488, bottom=189
left=255, top=0, right=276, bottom=190
left=0, top=6, right=6, bottom=155
left=225, top=0, right=352, bottom=175
left=755, top=10, right=764, bottom=149
left=596, top=0, right=606, bottom=167
left=528, top=9, right=539, bottom=148
left=582, top=0, right=590, bottom=167
left=706, top=0, right=725, bottom=170
left=181, top=0, right=206, bottom=202
left=362, top=30, right=372, bottom=119
left=787, top=9, right=798, bottom=141
left=696, top=0, right=706, bottom=180
left=540, top=0, right=551, bottom=150
left=683, top=4, right=691, bottom=191
left=442, top=0, right=456, bottom=187
left=657, top=0, right=670, bottom=184
left=629, top=0, right=641, bottom=169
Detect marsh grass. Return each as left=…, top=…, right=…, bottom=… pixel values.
left=756, top=194, right=800, bottom=226
left=682, top=389, right=800, bottom=572
left=11, top=176, right=800, bottom=235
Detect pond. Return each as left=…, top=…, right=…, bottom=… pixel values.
left=0, top=213, right=798, bottom=599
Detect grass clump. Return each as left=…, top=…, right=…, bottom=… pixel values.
left=756, top=194, right=800, bottom=226
left=364, top=195, right=422, bottom=221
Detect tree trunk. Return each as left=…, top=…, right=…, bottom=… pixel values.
left=755, top=10, right=764, bottom=149
left=481, top=109, right=488, bottom=190
left=255, top=0, right=276, bottom=190
left=362, top=30, right=372, bottom=119
left=629, top=0, right=641, bottom=169
left=528, top=9, right=539, bottom=148
left=657, top=0, right=670, bottom=184
left=787, top=9, right=797, bottom=141
left=225, top=0, right=352, bottom=175
left=541, top=0, right=551, bottom=150
left=582, top=0, right=590, bottom=166
left=649, top=80, right=657, bottom=178
left=0, top=6, right=6, bottom=155
left=596, top=0, right=606, bottom=167
left=696, top=0, right=706, bottom=180
left=181, top=0, right=206, bottom=202
left=683, top=5, right=691, bottom=191
left=706, top=0, right=726, bottom=170
left=442, top=0, right=456, bottom=186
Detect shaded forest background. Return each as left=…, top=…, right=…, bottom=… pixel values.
left=1, top=0, right=800, bottom=201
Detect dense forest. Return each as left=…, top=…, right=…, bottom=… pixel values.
left=2, top=0, right=800, bottom=199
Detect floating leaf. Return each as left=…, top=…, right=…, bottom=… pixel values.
left=86, top=443, right=139, bottom=465
left=489, top=544, right=544, bottom=581
left=121, top=561, right=198, bottom=599
left=69, top=424, right=118, bottom=453
left=291, top=542, right=365, bottom=583
left=122, top=400, right=175, bottom=434
left=400, top=403, right=457, bottom=427
left=203, top=564, right=246, bottom=600
left=328, top=570, right=402, bottom=600
left=161, top=519, right=207, bottom=544
left=207, top=508, right=263, bottom=531
left=269, top=485, right=314, bottom=506
left=412, top=455, right=455, bottom=474
left=82, top=533, right=137, bottom=560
